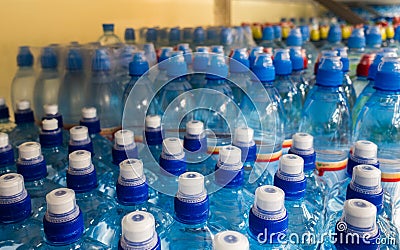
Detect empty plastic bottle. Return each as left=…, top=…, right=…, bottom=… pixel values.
left=260, top=26, right=279, bottom=49
left=154, top=46, right=173, bottom=90
left=347, top=28, right=366, bottom=77
left=98, top=23, right=122, bottom=46
left=11, top=46, right=36, bottom=110
left=190, top=47, right=209, bottom=89
left=336, top=47, right=356, bottom=110
left=58, top=48, right=86, bottom=127
left=0, top=173, right=42, bottom=248
left=161, top=172, right=221, bottom=249
left=9, top=100, right=39, bottom=148
left=229, top=48, right=250, bottom=107
left=365, top=26, right=383, bottom=53
left=209, top=146, right=254, bottom=233
left=0, top=133, right=15, bottom=175
left=144, top=115, right=164, bottom=162
left=124, top=28, right=136, bottom=45
left=289, top=46, right=309, bottom=104
left=213, top=230, right=249, bottom=250
left=320, top=24, right=343, bottom=50
left=112, top=129, right=138, bottom=166
left=0, top=98, right=15, bottom=133
left=33, top=46, right=61, bottom=121
left=144, top=43, right=158, bottom=67
left=300, top=56, right=351, bottom=188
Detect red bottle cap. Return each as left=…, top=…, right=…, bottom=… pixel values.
left=356, top=54, right=375, bottom=77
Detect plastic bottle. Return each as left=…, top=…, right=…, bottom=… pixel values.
left=289, top=46, right=309, bottom=104
left=353, top=57, right=400, bottom=227
left=85, top=49, right=122, bottom=133
left=0, top=98, right=16, bottom=133
left=145, top=28, right=158, bottom=47
left=98, top=23, right=122, bottom=46
left=320, top=24, right=343, bottom=50
left=248, top=46, right=263, bottom=68
left=58, top=48, right=86, bottom=126
left=42, top=104, right=69, bottom=147
left=365, top=26, right=383, bottom=53
left=168, top=27, right=181, bottom=47
left=347, top=28, right=366, bottom=77
left=336, top=47, right=356, bottom=110
left=33, top=47, right=61, bottom=121
left=144, top=115, right=164, bottom=163
left=161, top=172, right=221, bottom=249
left=0, top=133, right=15, bottom=175
left=229, top=48, right=250, bottom=107
left=273, top=49, right=302, bottom=154
left=9, top=100, right=39, bottom=148
left=124, top=28, right=136, bottom=45
left=209, top=146, right=254, bottom=233
left=273, top=25, right=286, bottom=48
left=351, top=54, right=373, bottom=99
left=11, top=46, right=36, bottom=110
left=0, top=173, right=42, bottom=247
left=154, top=46, right=173, bottom=90
left=299, top=25, right=318, bottom=71
left=213, top=230, right=249, bottom=250
left=273, top=154, right=322, bottom=249
left=260, top=26, right=279, bottom=49
left=183, top=27, right=193, bottom=44
left=206, top=27, right=218, bottom=46
left=144, top=43, right=158, bottom=67
left=220, top=27, right=233, bottom=56
left=193, top=27, right=206, bottom=49
left=115, top=45, right=136, bottom=91
left=190, top=47, right=209, bottom=89
left=300, top=56, right=351, bottom=188
left=177, top=43, right=193, bottom=71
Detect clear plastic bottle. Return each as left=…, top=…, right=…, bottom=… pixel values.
left=336, top=47, right=356, bottom=110
left=144, top=43, right=158, bottom=67
left=289, top=46, right=309, bottom=104
left=9, top=100, right=39, bottom=148
left=352, top=54, right=373, bottom=98
left=154, top=47, right=173, bottom=90
left=0, top=133, right=15, bottom=175
left=347, top=28, right=366, bottom=77
left=190, top=47, right=209, bottom=89
left=320, top=24, right=344, bottom=50
left=124, top=28, right=136, bottom=45
left=33, top=46, right=61, bottom=121
left=115, top=45, right=136, bottom=91
left=11, top=46, right=36, bottom=110
left=220, top=27, right=234, bottom=56
left=98, top=23, right=122, bottom=46
left=213, top=230, right=249, bottom=250
left=177, top=43, right=193, bottom=71
left=259, top=26, right=280, bottom=49
left=0, top=98, right=15, bottom=133
left=299, top=25, right=318, bottom=71
left=365, top=26, right=383, bottom=54
left=300, top=56, right=351, bottom=188
left=229, top=48, right=250, bottom=107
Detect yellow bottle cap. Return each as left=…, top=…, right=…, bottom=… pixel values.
left=386, top=26, right=395, bottom=39
left=320, top=26, right=329, bottom=40
left=381, top=27, right=387, bottom=41
left=342, top=26, right=352, bottom=39
left=282, top=26, right=291, bottom=39
left=252, top=26, right=262, bottom=40
left=311, top=29, right=320, bottom=41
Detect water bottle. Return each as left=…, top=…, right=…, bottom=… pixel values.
left=248, top=46, right=263, bottom=68
left=42, top=104, right=69, bottom=146
left=300, top=56, right=351, bottom=188
left=273, top=25, right=286, bottom=48
left=0, top=98, right=15, bottom=133
left=193, top=27, right=206, bottom=49
left=98, top=23, right=122, bottom=46
left=146, top=28, right=158, bottom=47
left=347, top=28, right=366, bottom=77
left=11, top=46, right=36, bottom=110
left=16, top=142, right=60, bottom=220
left=154, top=47, right=173, bottom=90
left=289, top=46, right=309, bottom=104
left=0, top=133, right=15, bottom=175
left=353, top=57, right=400, bottom=228
left=273, top=49, right=302, bottom=154
left=365, top=26, right=383, bottom=53
left=124, top=28, right=136, bottom=45
left=213, top=231, right=249, bottom=250
left=206, top=27, right=218, bottom=46
left=320, top=24, right=343, bottom=50
left=273, top=154, right=322, bottom=249
left=168, top=27, right=181, bottom=47
left=115, top=45, right=136, bottom=91
left=39, top=118, right=68, bottom=182
left=144, top=115, right=164, bottom=163
left=85, top=49, right=122, bottom=132
left=112, top=129, right=138, bottom=166
left=336, top=47, right=356, bottom=110
left=177, top=43, right=193, bottom=71
left=158, top=28, right=169, bottom=47
left=9, top=100, right=39, bottom=148
left=0, top=173, right=42, bottom=247
left=260, top=26, right=279, bottom=49
left=161, top=172, right=221, bottom=249
left=300, top=25, right=318, bottom=71
left=209, top=146, right=254, bottom=233
left=33, top=46, right=61, bottom=121
left=58, top=48, right=86, bottom=126
left=190, top=47, right=209, bottom=89
left=229, top=48, right=250, bottom=107
left=352, top=54, right=373, bottom=99
left=144, top=43, right=158, bottom=67
left=183, top=27, right=193, bottom=44
left=220, top=27, right=233, bottom=56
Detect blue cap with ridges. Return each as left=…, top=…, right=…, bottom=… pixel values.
left=206, top=54, right=228, bottom=80
left=214, top=146, right=244, bottom=188
left=211, top=45, right=224, bottom=55
left=159, top=47, right=173, bottom=63
left=347, top=28, right=366, bottom=49
left=129, top=51, right=149, bottom=76
left=196, top=46, right=209, bottom=53
left=273, top=49, right=292, bottom=75
left=169, top=27, right=181, bottom=43
left=327, top=24, right=342, bottom=43
left=17, top=46, right=34, bottom=67
left=66, top=151, right=97, bottom=193
left=316, top=56, right=343, bottom=87
left=289, top=46, right=304, bottom=71
left=286, top=28, right=303, bottom=46
left=230, top=48, right=250, bottom=73
left=166, top=51, right=188, bottom=78
left=299, top=25, right=310, bottom=42
left=183, top=27, right=193, bottom=41
left=124, top=28, right=135, bottom=41
left=193, top=27, right=205, bottom=44
left=91, top=49, right=111, bottom=72
left=0, top=99, right=10, bottom=120
left=146, top=28, right=158, bottom=43
left=366, top=26, right=382, bottom=47
left=335, top=47, right=349, bottom=72
left=66, top=48, right=83, bottom=71
left=193, top=51, right=209, bottom=71
left=220, top=27, right=233, bottom=45
left=395, top=26, right=400, bottom=41
left=262, top=26, right=274, bottom=41
left=368, top=50, right=398, bottom=80
left=251, top=53, right=275, bottom=82
left=249, top=46, right=264, bottom=68
left=374, top=57, right=400, bottom=91
left=103, top=24, right=114, bottom=32
left=273, top=25, right=282, bottom=39
left=207, top=27, right=218, bottom=41
left=41, top=47, right=58, bottom=69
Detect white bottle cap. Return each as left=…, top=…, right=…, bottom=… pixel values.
left=114, top=130, right=134, bottom=146
left=279, top=154, right=304, bottom=175
left=343, top=199, right=377, bottom=229
left=81, top=107, right=97, bottom=119
left=234, top=127, right=254, bottom=144
left=46, top=188, right=76, bottom=215
left=17, top=100, right=30, bottom=111
left=70, top=126, right=89, bottom=141
left=219, top=146, right=242, bottom=165
left=145, top=115, right=161, bottom=128
left=69, top=150, right=92, bottom=169
left=42, top=118, right=58, bottom=131
left=122, top=211, right=156, bottom=243
left=0, top=132, right=9, bottom=148
left=0, top=98, right=5, bottom=106
left=178, top=172, right=205, bottom=196
left=162, top=138, right=183, bottom=155
left=43, top=104, right=58, bottom=115
left=292, top=133, right=313, bottom=150
left=213, top=230, right=250, bottom=250
left=119, top=159, right=144, bottom=179
left=18, top=142, right=41, bottom=160
left=186, top=120, right=204, bottom=135
left=0, top=174, right=25, bottom=197
left=352, top=165, right=381, bottom=188
left=254, top=185, right=285, bottom=212
left=353, top=140, right=378, bottom=159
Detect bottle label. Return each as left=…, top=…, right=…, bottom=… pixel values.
left=378, top=159, right=400, bottom=183
left=208, top=146, right=221, bottom=155
left=256, top=150, right=282, bottom=163
left=282, top=139, right=292, bottom=149
left=316, top=159, right=348, bottom=176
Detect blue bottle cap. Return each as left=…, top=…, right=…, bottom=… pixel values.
left=365, top=26, right=382, bottom=47
left=159, top=138, right=186, bottom=176
left=288, top=133, right=316, bottom=172
left=17, top=46, right=34, bottom=67
left=327, top=24, right=342, bottom=43
left=395, top=26, right=400, bottom=41
left=158, top=28, right=168, bottom=41
left=40, top=118, right=63, bottom=148
left=167, top=51, right=187, bottom=77
left=91, top=49, right=111, bottom=72
left=207, top=27, right=218, bottom=41
left=169, top=27, right=181, bottom=43
left=158, top=47, right=173, bottom=65
left=146, top=28, right=158, bottom=43
left=289, top=46, right=304, bottom=71
left=346, top=140, right=379, bottom=177
left=79, top=107, right=101, bottom=135
left=183, top=27, right=193, bottom=41
left=103, top=23, right=114, bottom=32
left=286, top=28, right=303, bottom=46
left=17, top=142, right=47, bottom=182
left=41, top=47, right=58, bottom=69
left=184, top=120, right=207, bottom=152
left=116, top=159, right=148, bottom=205
left=112, top=130, right=138, bottom=165
left=262, top=26, right=274, bottom=41
left=299, top=25, right=310, bottom=42
left=66, top=48, right=83, bottom=71
left=273, top=25, right=282, bottom=39
left=251, top=53, right=275, bottom=82
left=66, top=150, right=97, bottom=193
left=273, top=49, right=292, bottom=75
left=0, top=99, right=10, bottom=120
left=230, top=48, right=250, bottom=73
left=124, top=28, right=135, bottom=41
left=368, top=50, right=397, bottom=80
left=347, top=28, right=366, bottom=49
left=215, top=146, right=244, bottom=188
left=68, top=125, right=94, bottom=154
left=220, top=27, right=233, bottom=45
left=196, top=46, right=209, bottom=53
left=145, top=115, right=163, bottom=146
left=335, top=47, right=349, bottom=72
left=193, top=51, right=209, bottom=72
left=14, top=100, right=34, bottom=124
left=0, top=133, right=13, bottom=166
left=206, top=54, right=228, bottom=80
left=177, top=43, right=189, bottom=51
left=316, top=56, right=343, bottom=87
left=232, top=127, right=257, bottom=164
left=211, top=45, right=224, bottom=55
left=129, top=51, right=149, bottom=76
left=374, top=57, right=400, bottom=91
left=249, top=46, right=264, bottom=68
left=193, top=27, right=205, bottom=43
left=42, top=104, right=63, bottom=129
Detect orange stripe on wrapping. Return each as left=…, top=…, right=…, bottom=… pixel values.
left=381, top=172, right=400, bottom=183
left=256, top=151, right=282, bottom=163
left=207, top=147, right=220, bottom=155
left=282, top=139, right=293, bottom=148
left=134, top=135, right=144, bottom=143
left=316, top=159, right=348, bottom=176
